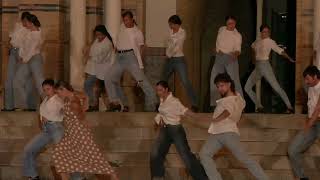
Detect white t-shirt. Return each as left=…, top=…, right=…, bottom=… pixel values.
left=85, top=37, right=114, bottom=80
left=208, top=94, right=246, bottom=135
left=19, top=29, right=43, bottom=63
left=116, top=24, right=145, bottom=69
left=166, top=27, right=186, bottom=58
left=251, top=37, right=284, bottom=61
left=9, top=22, right=29, bottom=48
left=40, top=94, right=64, bottom=122
left=154, top=93, right=188, bottom=125
left=308, top=81, right=320, bottom=118
left=216, top=26, right=242, bottom=54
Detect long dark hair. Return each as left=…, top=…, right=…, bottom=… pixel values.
left=214, top=73, right=236, bottom=93
left=94, top=24, right=114, bottom=47
left=54, top=80, right=74, bottom=92
left=26, top=14, right=41, bottom=27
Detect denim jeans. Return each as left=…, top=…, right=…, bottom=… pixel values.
left=150, top=124, right=208, bottom=180
left=244, top=61, right=292, bottom=109
left=23, top=121, right=83, bottom=179
left=288, top=121, right=320, bottom=178
left=200, top=132, right=268, bottom=180
left=105, top=51, right=157, bottom=111
left=13, top=54, right=44, bottom=109
left=210, top=53, right=243, bottom=106
left=4, top=48, right=36, bottom=109
left=84, top=74, right=99, bottom=107
left=162, top=57, right=197, bottom=106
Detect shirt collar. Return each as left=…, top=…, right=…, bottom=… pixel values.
left=160, top=93, right=173, bottom=103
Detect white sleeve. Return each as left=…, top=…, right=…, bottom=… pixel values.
left=175, top=99, right=188, bottom=116
left=19, top=32, right=42, bottom=62
left=172, top=30, right=186, bottom=55
left=136, top=30, right=144, bottom=46
left=270, top=40, right=284, bottom=55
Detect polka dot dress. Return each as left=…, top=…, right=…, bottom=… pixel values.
left=52, top=96, right=114, bottom=175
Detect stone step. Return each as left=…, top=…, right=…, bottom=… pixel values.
left=1, top=165, right=320, bottom=180
left=1, top=151, right=319, bottom=171
left=0, top=112, right=307, bottom=129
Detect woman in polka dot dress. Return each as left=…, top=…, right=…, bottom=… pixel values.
left=52, top=81, right=119, bottom=180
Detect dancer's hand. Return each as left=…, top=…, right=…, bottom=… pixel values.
left=288, top=58, right=295, bottom=63
left=303, top=119, right=313, bottom=133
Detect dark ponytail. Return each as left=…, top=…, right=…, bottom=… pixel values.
left=94, top=25, right=114, bottom=47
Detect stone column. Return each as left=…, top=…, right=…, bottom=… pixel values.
left=104, top=0, right=121, bottom=41
left=69, top=0, right=86, bottom=91
left=255, top=0, right=263, bottom=110
left=314, top=0, right=320, bottom=66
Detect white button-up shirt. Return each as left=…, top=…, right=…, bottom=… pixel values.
left=251, top=37, right=284, bottom=61
left=116, top=24, right=145, bottom=69
left=216, top=26, right=242, bottom=54
left=40, top=94, right=64, bottom=122
left=308, top=81, right=320, bottom=118
left=154, top=93, right=188, bottom=125
left=208, top=94, right=246, bottom=135
left=166, top=27, right=186, bottom=58
left=9, top=22, right=29, bottom=48
left=85, top=37, right=114, bottom=80
left=19, top=29, right=43, bottom=63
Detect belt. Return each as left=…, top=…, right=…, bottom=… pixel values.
left=117, top=49, right=133, bottom=53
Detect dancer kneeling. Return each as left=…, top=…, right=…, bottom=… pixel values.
left=199, top=73, right=268, bottom=180
left=150, top=81, right=208, bottom=180
left=52, top=81, right=119, bottom=180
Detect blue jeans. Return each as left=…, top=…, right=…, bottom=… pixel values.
left=200, top=132, right=268, bottom=180
left=162, top=57, right=197, bottom=106
left=210, top=53, right=243, bottom=106
left=13, top=54, right=44, bottom=109
left=288, top=121, right=320, bottom=178
left=23, top=121, right=83, bottom=179
left=4, top=48, right=36, bottom=109
left=84, top=74, right=99, bottom=107
left=244, top=61, right=292, bottom=109
left=150, top=124, right=208, bottom=180
left=105, top=51, right=157, bottom=111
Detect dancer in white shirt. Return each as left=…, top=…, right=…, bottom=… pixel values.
left=210, top=16, right=243, bottom=108
left=288, top=66, right=320, bottom=180
left=3, top=12, right=36, bottom=111
left=162, top=15, right=198, bottom=111
left=105, top=11, right=157, bottom=112
left=200, top=73, right=268, bottom=180
left=244, top=25, right=295, bottom=113
left=150, top=81, right=208, bottom=180
left=13, top=14, right=45, bottom=110
left=83, top=25, right=127, bottom=112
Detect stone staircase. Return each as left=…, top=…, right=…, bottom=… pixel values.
left=0, top=112, right=319, bottom=180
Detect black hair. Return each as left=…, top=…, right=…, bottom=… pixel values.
left=122, top=11, right=134, bottom=18
left=21, top=12, right=31, bottom=20
left=94, top=25, right=114, bottom=47
left=303, top=65, right=320, bottom=78
left=156, top=81, right=170, bottom=91
left=214, top=73, right=235, bottom=93
left=54, top=80, right=74, bottom=92
left=168, top=15, right=182, bottom=25
left=26, top=14, right=41, bottom=27
left=42, top=79, right=55, bottom=87
left=225, top=15, right=237, bottom=22
left=260, top=24, right=271, bottom=32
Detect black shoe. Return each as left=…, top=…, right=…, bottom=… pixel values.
left=87, top=106, right=99, bottom=112
left=1, top=108, right=15, bottom=112
left=191, top=106, right=199, bottom=112
left=285, top=108, right=294, bottom=114
left=29, top=176, right=40, bottom=180
left=300, top=178, right=309, bottom=180
left=255, top=107, right=265, bottom=113
left=122, top=106, right=129, bottom=112
left=24, top=109, right=36, bottom=112
left=107, top=103, right=122, bottom=112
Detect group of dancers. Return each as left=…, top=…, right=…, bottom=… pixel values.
left=5, top=10, right=318, bottom=180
